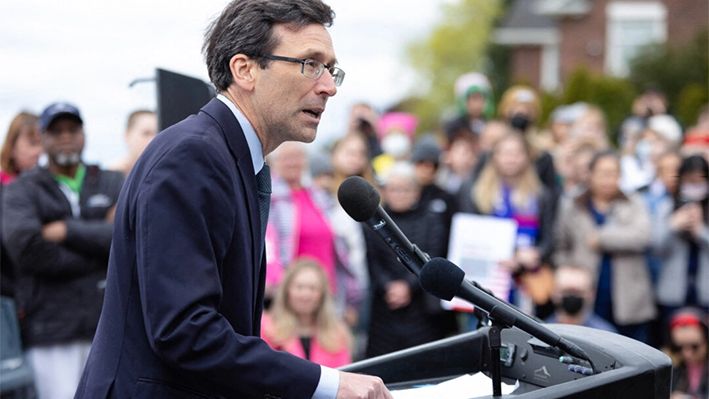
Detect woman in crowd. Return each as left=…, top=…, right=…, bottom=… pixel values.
left=365, top=162, right=456, bottom=357
left=372, top=112, right=418, bottom=179
left=555, top=151, right=656, bottom=342
left=329, top=132, right=373, bottom=337
left=654, top=155, right=709, bottom=320
left=668, top=308, right=708, bottom=399
left=459, top=132, right=557, bottom=318
left=471, top=86, right=557, bottom=192
left=262, top=259, right=352, bottom=368
left=1, top=112, right=43, bottom=298
left=330, top=132, right=375, bottom=196
left=265, top=142, right=341, bottom=298
left=0, top=112, right=42, bottom=185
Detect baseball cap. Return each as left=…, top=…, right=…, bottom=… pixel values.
left=40, top=102, right=83, bottom=131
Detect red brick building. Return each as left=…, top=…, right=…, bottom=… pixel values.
left=492, top=0, right=708, bottom=92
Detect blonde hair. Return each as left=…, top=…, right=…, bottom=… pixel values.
left=473, top=133, right=542, bottom=214
left=269, top=259, right=351, bottom=353
left=497, top=85, right=541, bottom=120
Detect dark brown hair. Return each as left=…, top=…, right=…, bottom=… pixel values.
left=202, top=0, right=335, bottom=92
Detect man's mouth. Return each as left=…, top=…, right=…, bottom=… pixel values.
left=302, top=108, right=323, bottom=120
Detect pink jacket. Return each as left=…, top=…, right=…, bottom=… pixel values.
left=260, top=314, right=351, bottom=369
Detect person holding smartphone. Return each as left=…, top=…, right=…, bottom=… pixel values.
left=654, top=155, right=709, bottom=330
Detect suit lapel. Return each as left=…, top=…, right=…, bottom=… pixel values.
left=200, top=99, right=265, bottom=319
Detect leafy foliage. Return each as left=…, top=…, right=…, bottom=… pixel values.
left=403, top=0, right=503, bottom=133
left=628, top=29, right=709, bottom=126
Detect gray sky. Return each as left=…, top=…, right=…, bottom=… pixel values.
left=1, top=0, right=452, bottom=166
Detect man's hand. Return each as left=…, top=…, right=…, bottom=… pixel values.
left=42, top=220, right=67, bottom=243
left=337, top=371, right=393, bottom=399
left=385, top=280, right=411, bottom=310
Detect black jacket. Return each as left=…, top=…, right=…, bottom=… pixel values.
left=364, top=204, right=457, bottom=358
left=418, top=183, right=458, bottom=257
left=2, top=165, right=124, bottom=346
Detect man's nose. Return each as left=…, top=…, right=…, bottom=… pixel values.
left=316, top=71, right=337, bottom=97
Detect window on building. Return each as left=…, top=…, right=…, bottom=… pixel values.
left=605, top=2, right=667, bottom=77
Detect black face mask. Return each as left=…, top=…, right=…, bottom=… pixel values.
left=560, top=295, right=585, bottom=316
left=509, top=114, right=530, bottom=132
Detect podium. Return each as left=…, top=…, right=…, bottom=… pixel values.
left=340, top=324, right=672, bottom=398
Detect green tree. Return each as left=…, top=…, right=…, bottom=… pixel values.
left=628, top=29, right=709, bottom=126
left=402, top=0, right=503, bottom=133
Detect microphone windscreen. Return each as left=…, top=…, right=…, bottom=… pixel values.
left=337, top=176, right=380, bottom=222
left=419, top=257, right=465, bottom=301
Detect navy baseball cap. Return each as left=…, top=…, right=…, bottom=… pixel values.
left=40, top=102, right=83, bottom=131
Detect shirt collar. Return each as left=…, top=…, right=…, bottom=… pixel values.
left=217, top=94, right=264, bottom=174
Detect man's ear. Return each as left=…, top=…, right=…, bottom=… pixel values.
left=229, top=54, right=257, bottom=91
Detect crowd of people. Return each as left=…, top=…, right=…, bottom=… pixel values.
left=1, top=72, right=708, bottom=398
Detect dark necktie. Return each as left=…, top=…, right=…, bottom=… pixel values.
left=256, top=164, right=271, bottom=248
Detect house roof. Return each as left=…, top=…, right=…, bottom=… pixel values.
left=499, top=0, right=557, bottom=30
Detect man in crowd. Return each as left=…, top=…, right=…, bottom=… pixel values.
left=2, top=102, right=124, bottom=399
left=75, top=0, right=391, bottom=398
left=546, top=265, right=617, bottom=333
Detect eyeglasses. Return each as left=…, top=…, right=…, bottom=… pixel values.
left=263, top=55, right=345, bottom=87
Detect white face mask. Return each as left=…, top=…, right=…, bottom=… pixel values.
left=680, top=182, right=709, bottom=202
left=635, top=139, right=652, bottom=161
left=381, top=133, right=412, bottom=158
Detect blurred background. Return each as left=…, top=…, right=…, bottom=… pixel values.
left=2, top=0, right=705, bottom=164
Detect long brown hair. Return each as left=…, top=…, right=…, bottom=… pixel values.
left=331, top=132, right=376, bottom=195
left=268, top=259, right=351, bottom=353
left=473, top=132, right=542, bottom=214
left=1, top=112, right=39, bottom=175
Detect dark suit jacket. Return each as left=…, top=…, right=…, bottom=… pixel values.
left=75, top=99, right=321, bottom=399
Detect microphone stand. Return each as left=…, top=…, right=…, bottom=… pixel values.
left=488, top=321, right=504, bottom=397
left=472, top=289, right=512, bottom=398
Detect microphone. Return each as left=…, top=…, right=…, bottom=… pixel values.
left=337, top=176, right=428, bottom=276
left=420, top=257, right=593, bottom=363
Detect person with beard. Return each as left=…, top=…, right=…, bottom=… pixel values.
left=364, top=162, right=457, bottom=358
left=545, top=265, right=617, bottom=333
left=1, top=102, right=124, bottom=399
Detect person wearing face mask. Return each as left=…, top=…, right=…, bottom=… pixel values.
left=620, top=114, right=683, bottom=193
left=470, top=86, right=558, bottom=192
left=545, top=265, right=617, bottom=333
left=654, top=155, right=709, bottom=327
left=371, top=112, right=418, bottom=180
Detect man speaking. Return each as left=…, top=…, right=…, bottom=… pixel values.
left=74, top=1, right=391, bottom=398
